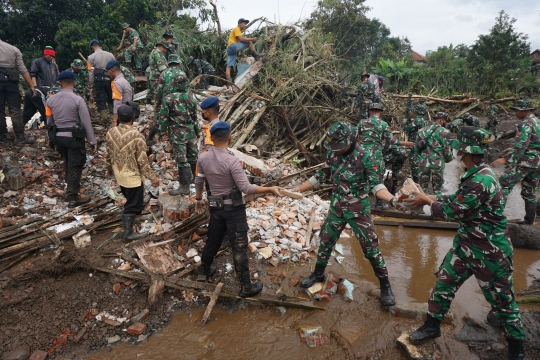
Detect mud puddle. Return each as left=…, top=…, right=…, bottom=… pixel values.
left=86, top=226, right=540, bottom=360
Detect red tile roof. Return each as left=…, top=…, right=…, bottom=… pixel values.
left=411, top=50, right=427, bottom=62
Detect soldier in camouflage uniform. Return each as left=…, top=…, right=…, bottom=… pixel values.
left=491, top=99, right=540, bottom=225
left=146, top=42, right=168, bottom=105
left=46, top=81, right=62, bottom=99
left=122, top=23, right=143, bottom=70
left=485, top=99, right=500, bottom=138
left=447, top=112, right=480, bottom=134
left=293, top=121, right=397, bottom=307
left=359, top=102, right=413, bottom=209
left=355, top=73, right=376, bottom=120
left=162, top=30, right=177, bottom=57
left=403, top=104, right=430, bottom=182
left=383, top=144, right=411, bottom=194
left=69, top=59, right=90, bottom=102
left=406, top=127, right=526, bottom=360
left=415, top=111, right=453, bottom=195
left=120, top=65, right=136, bottom=93
left=187, top=56, right=215, bottom=89
left=157, top=59, right=200, bottom=196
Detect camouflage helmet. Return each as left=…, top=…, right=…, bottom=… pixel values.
left=368, top=102, right=383, bottom=111
left=451, top=126, right=491, bottom=155
left=167, top=54, right=181, bottom=65
left=412, top=104, right=426, bottom=115
left=462, top=112, right=471, bottom=119
left=187, top=56, right=195, bottom=65
left=122, top=23, right=130, bottom=29
left=156, top=41, right=169, bottom=48
left=434, top=111, right=450, bottom=122
left=510, top=99, right=535, bottom=111
left=71, top=59, right=86, bottom=70
left=324, top=121, right=357, bottom=152
left=169, top=68, right=189, bottom=91
left=163, top=29, right=174, bottom=39
left=361, top=73, right=370, bottom=79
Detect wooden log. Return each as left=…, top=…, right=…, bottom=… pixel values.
left=200, top=282, right=223, bottom=328
left=391, top=94, right=476, bottom=104
left=233, top=104, right=268, bottom=149
left=280, top=189, right=303, bottom=200
left=453, top=99, right=481, bottom=119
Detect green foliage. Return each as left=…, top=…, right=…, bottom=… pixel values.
left=372, top=58, right=412, bottom=92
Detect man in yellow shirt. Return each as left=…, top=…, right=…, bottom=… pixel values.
left=225, top=18, right=260, bottom=82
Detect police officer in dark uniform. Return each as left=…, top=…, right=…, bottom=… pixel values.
left=88, top=39, right=115, bottom=122
left=194, top=122, right=281, bottom=297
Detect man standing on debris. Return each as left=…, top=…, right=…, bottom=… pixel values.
left=225, top=18, right=261, bottom=83
left=122, top=23, right=143, bottom=70
left=106, top=60, right=132, bottom=127
left=293, top=121, right=397, bottom=307
left=46, top=71, right=97, bottom=208
left=0, top=39, right=35, bottom=145
left=405, top=127, right=526, bottom=360
left=187, top=56, right=215, bottom=89
left=486, top=99, right=500, bottom=138
left=88, top=39, right=115, bottom=122
left=195, top=121, right=281, bottom=297
left=146, top=41, right=169, bottom=106
left=105, top=104, right=159, bottom=242
left=69, top=59, right=90, bottom=103
left=403, top=104, right=430, bottom=183
left=157, top=64, right=200, bottom=196
left=491, top=99, right=540, bottom=225
left=355, top=73, right=375, bottom=119
left=358, top=103, right=413, bottom=209
left=415, top=111, right=452, bottom=196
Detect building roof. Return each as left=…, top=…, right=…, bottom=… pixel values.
left=410, top=50, right=427, bottom=62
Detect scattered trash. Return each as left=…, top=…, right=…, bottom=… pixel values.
left=337, top=280, right=355, bottom=301
left=186, top=248, right=198, bottom=258
left=299, top=326, right=329, bottom=347
left=72, top=229, right=91, bottom=248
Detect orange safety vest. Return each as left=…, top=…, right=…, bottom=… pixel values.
left=45, top=105, right=52, bottom=116
left=203, top=124, right=214, bottom=146
left=111, top=80, right=121, bottom=101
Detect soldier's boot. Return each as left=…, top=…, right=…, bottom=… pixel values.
left=238, top=270, right=263, bottom=298
left=507, top=338, right=526, bottom=360
left=121, top=214, right=146, bottom=242
left=190, top=163, right=197, bottom=182
left=68, top=196, right=91, bottom=209
left=146, top=123, right=158, bottom=143
left=378, top=276, right=396, bottom=306
left=100, top=109, right=109, bottom=122
left=300, top=264, right=326, bottom=288
left=522, top=200, right=536, bottom=225
left=390, top=179, right=398, bottom=195
left=409, top=315, right=441, bottom=344
left=169, top=167, right=192, bottom=195
left=199, top=262, right=216, bottom=282
left=15, top=133, right=35, bottom=145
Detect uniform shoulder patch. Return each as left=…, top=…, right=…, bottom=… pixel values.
left=457, top=194, right=465, bottom=202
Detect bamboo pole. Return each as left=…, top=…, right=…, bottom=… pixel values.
left=233, top=104, right=268, bottom=148
left=200, top=282, right=223, bottom=328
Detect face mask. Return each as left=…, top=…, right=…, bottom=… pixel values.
left=452, top=149, right=463, bottom=162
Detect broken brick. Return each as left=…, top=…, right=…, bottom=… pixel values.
left=29, top=350, right=48, bottom=360
left=247, top=243, right=257, bottom=253
left=113, top=283, right=121, bottom=294
left=289, top=276, right=301, bottom=287
left=127, top=322, right=147, bottom=335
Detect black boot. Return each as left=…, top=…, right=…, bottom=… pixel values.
left=409, top=315, right=441, bottom=344
left=199, top=262, right=216, bottom=280
left=146, top=123, right=157, bottom=143
left=122, top=214, right=146, bottom=242
left=507, top=337, right=526, bottom=360
left=190, top=163, right=197, bottom=182
left=15, top=133, right=35, bottom=145
left=300, top=264, right=326, bottom=288
left=238, top=271, right=263, bottom=298
left=379, top=277, right=396, bottom=306
left=523, top=200, right=536, bottom=225
left=68, top=196, right=91, bottom=208
left=169, top=167, right=192, bottom=195
left=391, top=179, right=398, bottom=196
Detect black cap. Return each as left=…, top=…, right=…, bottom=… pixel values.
left=238, top=18, right=249, bottom=24
left=117, top=105, right=134, bottom=122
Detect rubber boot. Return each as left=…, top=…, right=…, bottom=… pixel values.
left=122, top=214, right=146, bottom=242
left=199, top=262, right=216, bottom=281
left=15, top=133, right=35, bottom=145
left=409, top=314, right=441, bottom=344
left=100, top=109, right=109, bottom=122
left=507, top=337, right=526, bottom=360
left=169, top=167, right=192, bottom=195
left=238, top=271, right=263, bottom=298
left=68, top=196, right=91, bottom=208
left=190, top=163, right=197, bottom=182
left=522, top=200, right=536, bottom=225
left=300, top=264, right=326, bottom=288
left=146, top=123, right=158, bottom=144
left=391, top=179, right=398, bottom=196
left=379, top=276, right=396, bottom=306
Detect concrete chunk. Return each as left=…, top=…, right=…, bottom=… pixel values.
left=396, top=331, right=436, bottom=360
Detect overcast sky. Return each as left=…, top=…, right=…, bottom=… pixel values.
left=209, top=0, right=540, bottom=55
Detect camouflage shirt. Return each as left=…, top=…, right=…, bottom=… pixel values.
left=155, top=67, right=187, bottom=107
left=432, top=163, right=512, bottom=260
left=148, top=48, right=168, bottom=81
left=191, top=59, right=215, bottom=75
left=68, top=68, right=89, bottom=99
left=120, top=65, right=136, bottom=88
left=308, top=142, right=385, bottom=219
left=403, top=116, right=429, bottom=142
left=503, top=113, right=540, bottom=169
left=157, top=90, right=200, bottom=135
left=358, top=115, right=399, bottom=151
left=47, top=82, right=62, bottom=99
left=415, top=123, right=452, bottom=169
left=126, top=28, right=143, bottom=49
left=356, top=81, right=375, bottom=104
left=447, top=117, right=480, bottom=133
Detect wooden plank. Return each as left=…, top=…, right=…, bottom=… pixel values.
left=200, top=282, right=223, bottom=328
left=372, top=209, right=446, bottom=221
left=402, top=221, right=459, bottom=230
left=134, top=243, right=184, bottom=275
left=373, top=220, right=402, bottom=227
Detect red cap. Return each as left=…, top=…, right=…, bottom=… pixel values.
left=43, top=49, right=56, bottom=57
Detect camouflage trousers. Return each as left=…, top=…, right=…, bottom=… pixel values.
left=418, top=166, right=444, bottom=195
left=485, top=121, right=499, bottom=138
left=409, top=152, right=421, bottom=181
left=364, top=145, right=385, bottom=182
left=169, top=124, right=198, bottom=168
left=317, top=211, right=388, bottom=278
left=428, top=247, right=525, bottom=340
left=124, top=47, right=142, bottom=69
left=499, top=166, right=540, bottom=203
left=147, top=80, right=158, bottom=103
left=384, top=146, right=410, bottom=177
left=357, top=102, right=369, bottom=120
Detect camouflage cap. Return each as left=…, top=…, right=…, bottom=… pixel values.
left=122, top=23, right=130, bottom=29
left=434, top=111, right=450, bottom=121
left=462, top=112, right=471, bottom=119
left=361, top=73, right=370, bottom=79
left=156, top=41, right=169, bottom=48
left=450, top=126, right=491, bottom=154
left=412, top=104, right=426, bottom=115
left=71, top=59, right=86, bottom=70
left=510, top=99, right=535, bottom=111
left=168, top=54, right=181, bottom=65
left=169, top=68, right=188, bottom=91
left=163, top=29, right=174, bottom=39
left=368, top=102, right=383, bottom=111
left=324, top=121, right=357, bottom=152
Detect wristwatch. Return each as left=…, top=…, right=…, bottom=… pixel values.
left=195, top=197, right=202, bottom=201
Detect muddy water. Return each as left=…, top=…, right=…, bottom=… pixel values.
left=88, top=226, right=539, bottom=360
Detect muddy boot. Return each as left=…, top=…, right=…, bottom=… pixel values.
left=68, top=196, right=91, bottom=208
left=300, top=264, right=326, bottom=288
left=100, top=109, right=109, bottom=122
left=238, top=271, right=263, bottom=298
left=199, top=262, right=216, bottom=281
left=15, top=133, right=35, bottom=144
left=409, top=315, right=441, bottom=344
left=169, top=167, right=192, bottom=195
left=378, top=277, right=396, bottom=306
left=190, top=163, right=197, bottom=182
left=122, top=214, right=146, bottom=242
left=507, top=338, right=526, bottom=360
left=521, top=200, right=536, bottom=225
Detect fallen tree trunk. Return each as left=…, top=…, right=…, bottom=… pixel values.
left=507, top=223, right=540, bottom=250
